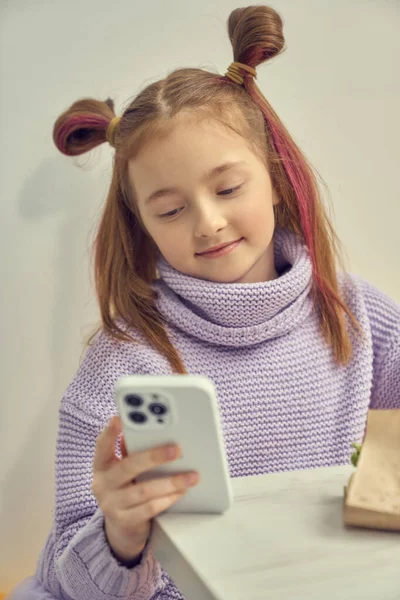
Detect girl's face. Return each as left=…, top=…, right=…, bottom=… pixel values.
left=129, top=115, right=280, bottom=283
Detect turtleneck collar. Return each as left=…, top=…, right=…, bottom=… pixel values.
left=154, top=227, right=314, bottom=347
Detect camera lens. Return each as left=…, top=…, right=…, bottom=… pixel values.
left=125, top=394, right=143, bottom=407
left=149, top=403, right=167, bottom=416
left=129, top=412, right=147, bottom=424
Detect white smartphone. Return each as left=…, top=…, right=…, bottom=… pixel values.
left=114, top=374, right=233, bottom=514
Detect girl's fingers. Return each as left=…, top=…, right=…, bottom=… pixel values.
left=93, top=417, right=121, bottom=471
left=116, top=472, right=199, bottom=510
left=104, top=443, right=182, bottom=489
left=120, top=433, right=128, bottom=458
left=127, top=492, right=186, bottom=527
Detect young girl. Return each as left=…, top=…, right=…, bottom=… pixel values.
left=11, top=5, right=400, bottom=600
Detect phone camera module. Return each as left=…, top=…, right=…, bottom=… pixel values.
left=125, top=394, right=143, bottom=407
left=149, top=403, right=168, bottom=416
left=129, top=412, right=147, bottom=424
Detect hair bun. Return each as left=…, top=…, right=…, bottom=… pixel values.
left=53, top=98, right=116, bottom=156
left=228, top=6, right=285, bottom=70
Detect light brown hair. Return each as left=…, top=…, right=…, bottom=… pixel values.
left=53, top=6, right=361, bottom=373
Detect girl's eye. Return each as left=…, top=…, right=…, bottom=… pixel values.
left=159, top=207, right=184, bottom=219
left=217, top=184, right=242, bottom=196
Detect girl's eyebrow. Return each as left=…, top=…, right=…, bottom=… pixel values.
left=205, top=160, right=247, bottom=180
left=144, top=161, right=247, bottom=205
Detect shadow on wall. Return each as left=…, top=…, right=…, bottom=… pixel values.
left=1, top=154, right=105, bottom=588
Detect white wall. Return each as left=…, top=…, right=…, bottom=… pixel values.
left=1, top=0, right=399, bottom=589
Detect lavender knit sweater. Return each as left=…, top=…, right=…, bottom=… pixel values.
left=11, top=227, right=400, bottom=600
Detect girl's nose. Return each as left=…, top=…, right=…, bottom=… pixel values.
left=194, top=205, right=228, bottom=239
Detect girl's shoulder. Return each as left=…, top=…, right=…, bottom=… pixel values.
left=340, top=272, right=400, bottom=361
left=60, top=319, right=172, bottom=425
left=343, top=272, right=400, bottom=325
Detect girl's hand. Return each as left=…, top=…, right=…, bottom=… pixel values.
left=92, top=416, right=199, bottom=564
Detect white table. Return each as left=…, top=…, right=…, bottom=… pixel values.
left=152, top=466, right=400, bottom=600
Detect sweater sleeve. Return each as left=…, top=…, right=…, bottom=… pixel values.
left=357, top=278, right=400, bottom=409
left=36, top=330, right=165, bottom=600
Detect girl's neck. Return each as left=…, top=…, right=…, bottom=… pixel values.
left=154, top=226, right=314, bottom=347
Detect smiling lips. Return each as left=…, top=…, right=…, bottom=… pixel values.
left=196, top=238, right=243, bottom=259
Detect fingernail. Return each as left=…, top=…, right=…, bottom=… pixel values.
left=165, top=445, right=179, bottom=460
left=185, top=472, right=199, bottom=487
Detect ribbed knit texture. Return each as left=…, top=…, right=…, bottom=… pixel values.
left=10, top=227, right=400, bottom=600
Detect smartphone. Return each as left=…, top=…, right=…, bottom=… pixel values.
left=115, top=374, right=233, bottom=514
